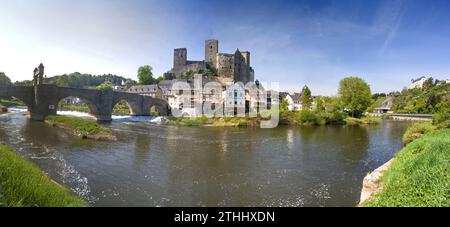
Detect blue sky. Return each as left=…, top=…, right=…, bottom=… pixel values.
left=1, top=0, right=450, bottom=95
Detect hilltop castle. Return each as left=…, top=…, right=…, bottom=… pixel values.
left=164, top=39, right=254, bottom=84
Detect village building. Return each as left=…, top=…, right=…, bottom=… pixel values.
left=279, top=92, right=294, bottom=111
left=374, top=97, right=394, bottom=114
left=410, top=76, right=428, bottom=89
left=127, top=84, right=163, bottom=99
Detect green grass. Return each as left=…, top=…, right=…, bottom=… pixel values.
left=168, top=116, right=251, bottom=127
left=0, top=144, right=87, bottom=207
left=402, top=122, right=437, bottom=144
left=345, top=116, right=381, bottom=125
left=46, top=115, right=112, bottom=138
left=60, top=104, right=131, bottom=115
left=363, top=129, right=450, bottom=207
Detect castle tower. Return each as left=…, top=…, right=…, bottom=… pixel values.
left=173, top=48, right=187, bottom=70
left=240, top=51, right=250, bottom=66
left=205, top=39, right=218, bottom=64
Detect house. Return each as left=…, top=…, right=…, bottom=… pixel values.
left=279, top=92, right=294, bottom=111
left=224, top=82, right=246, bottom=116
left=410, top=76, right=428, bottom=89
left=291, top=92, right=303, bottom=111
left=374, top=97, right=394, bottom=114
left=127, top=84, right=163, bottom=99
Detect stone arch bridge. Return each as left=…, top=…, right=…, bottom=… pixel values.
left=0, top=84, right=168, bottom=122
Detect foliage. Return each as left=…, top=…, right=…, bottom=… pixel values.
left=0, top=144, right=87, bottom=207
left=137, top=65, right=156, bottom=85
left=0, top=72, right=12, bottom=86
left=46, top=115, right=112, bottom=138
left=96, top=84, right=112, bottom=90
left=364, top=129, right=450, bottom=207
left=391, top=82, right=450, bottom=114
left=402, top=122, right=436, bottom=144
left=0, top=98, right=25, bottom=107
left=345, top=116, right=381, bottom=125
left=338, top=77, right=372, bottom=118
left=14, top=72, right=133, bottom=88
left=297, top=110, right=321, bottom=125
left=301, top=85, right=312, bottom=110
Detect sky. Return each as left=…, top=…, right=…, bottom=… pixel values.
left=1, top=0, right=450, bottom=95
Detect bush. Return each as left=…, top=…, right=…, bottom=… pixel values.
left=402, top=123, right=436, bottom=144
left=433, top=111, right=450, bottom=126
left=297, top=110, right=321, bottom=125
left=96, top=84, right=112, bottom=90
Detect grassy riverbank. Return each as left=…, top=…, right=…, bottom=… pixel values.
left=0, top=144, right=87, bottom=207
left=168, top=116, right=260, bottom=127
left=168, top=112, right=380, bottom=127
left=46, top=115, right=116, bottom=140
left=363, top=129, right=450, bottom=207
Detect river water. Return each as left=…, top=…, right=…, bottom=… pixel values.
left=0, top=108, right=411, bottom=207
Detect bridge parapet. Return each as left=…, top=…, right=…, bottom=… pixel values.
left=2, top=64, right=169, bottom=121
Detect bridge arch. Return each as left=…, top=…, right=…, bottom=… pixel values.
left=56, top=95, right=100, bottom=116
left=143, top=98, right=169, bottom=116
left=0, top=86, right=34, bottom=110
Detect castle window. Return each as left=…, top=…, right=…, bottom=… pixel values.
left=210, top=46, right=213, bottom=49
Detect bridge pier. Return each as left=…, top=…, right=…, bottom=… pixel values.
left=2, top=63, right=168, bottom=122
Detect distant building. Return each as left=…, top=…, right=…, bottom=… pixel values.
left=224, top=82, right=246, bottom=116
left=279, top=92, right=294, bottom=111
left=291, top=92, right=303, bottom=111
left=374, top=97, right=394, bottom=114
left=410, top=76, right=428, bottom=89
left=165, top=39, right=254, bottom=84
left=127, top=84, right=162, bottom=98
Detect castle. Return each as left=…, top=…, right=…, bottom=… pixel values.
left=164, top=39, right=255, bottom=84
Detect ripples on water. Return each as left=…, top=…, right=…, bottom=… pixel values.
left=0, top=108, right=411, bottom=207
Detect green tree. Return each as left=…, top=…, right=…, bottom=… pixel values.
left=338, top=77, right=372, bottom=118
left=0, top=72, right=12, bottom=86
left=137, top=65, right=155, bottom=85
left=301, top=85, right=312, bottom=110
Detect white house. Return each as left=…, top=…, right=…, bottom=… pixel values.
left=280, top=92, right=294, bottom=111
left=410, top=76, right=428, bottom=89
left=224, top=82, right=246, bottom=116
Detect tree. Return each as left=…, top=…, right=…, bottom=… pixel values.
left=301, top=85, right=312, bottom=110
left=338, top=77, right=372, bottom=118
left=0, top=72, right=12, bottom=86
left=137, top=65, right=155, bottom=85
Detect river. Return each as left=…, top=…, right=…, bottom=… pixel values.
left=0, top=108, right=411, bottom=207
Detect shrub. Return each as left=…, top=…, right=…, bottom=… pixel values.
left=402, top=123, right=436, bottom=144
left=297, top=110, right=321, bottom=125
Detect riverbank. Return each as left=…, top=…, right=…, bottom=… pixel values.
left=0, top=144, right=87, bottom=207
left=167, top=114, right=381, bottom=127
left=361, top=128, right=450, bottom=206
left=46, top=115, right=117, bottom=141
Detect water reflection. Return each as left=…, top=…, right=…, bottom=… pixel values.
left=0, top=112, right=411, bottom=207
